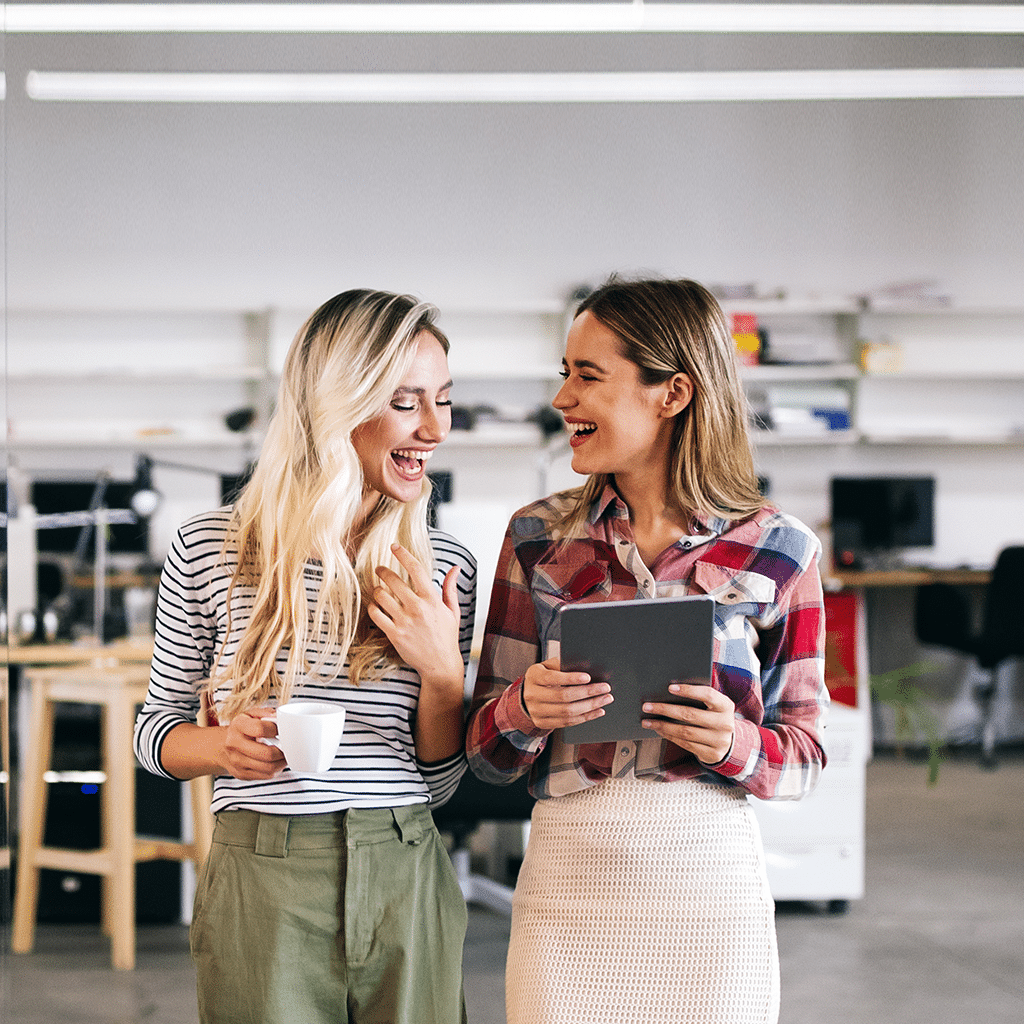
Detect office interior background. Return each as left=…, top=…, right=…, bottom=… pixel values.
left=2, top=4, right=1023, bottom=1023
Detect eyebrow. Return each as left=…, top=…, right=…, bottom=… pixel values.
left=394, top=380, right=454, bottom=396
left=562, top=357, right=608, bottom=374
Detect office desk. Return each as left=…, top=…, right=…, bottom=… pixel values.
left=744, top=567, right=990, bottom=907
left=830, top=568, right=990, bottom=590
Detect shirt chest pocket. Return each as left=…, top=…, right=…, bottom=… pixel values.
left=692, top=562, right=776, bottom=621
left=531, top=561, right=612, bottom=645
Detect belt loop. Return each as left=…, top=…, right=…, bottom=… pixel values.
left=390, top=806, right=424, bottom=845
left=254, top=814, right=290, bottom=858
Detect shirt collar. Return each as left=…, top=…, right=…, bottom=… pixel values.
left=588, top=482, right=728, bottom=543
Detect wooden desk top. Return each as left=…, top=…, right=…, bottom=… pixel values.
left=829, top=567, right=991, bottom=589
left=4, top=637, right=155, bottom=666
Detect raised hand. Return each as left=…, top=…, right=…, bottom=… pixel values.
left=368, top=542, right=464, bottom=687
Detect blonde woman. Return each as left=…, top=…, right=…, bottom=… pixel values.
left=468, top=277, right=828, bottom=1024
left=134, top=289, right=476, bottom=1024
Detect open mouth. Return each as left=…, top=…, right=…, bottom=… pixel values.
left=390, top=447, right=433, bottom=477
left=567, top=421, right=597, bottom=445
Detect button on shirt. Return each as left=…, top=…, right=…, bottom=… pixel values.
left=466, top=485, right=828, bottom=802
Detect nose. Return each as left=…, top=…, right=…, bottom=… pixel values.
left=552, top=378, right=574, bottom=410
left=417, top=402, right=450, bottom=443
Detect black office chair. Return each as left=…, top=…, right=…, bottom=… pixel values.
left=914, top=546, right=1024, bottom=768
left=432, top=768, right=535, bottom=915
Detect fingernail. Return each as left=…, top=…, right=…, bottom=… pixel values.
left=668, top=684, right=681, bottom=693
left=643, top=703, right=653, bottom=713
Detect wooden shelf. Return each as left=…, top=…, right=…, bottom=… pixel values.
left=742, top=363, right=860, bottom=382
left=9, top=366, right=267, bottom=383
left=752, top=429, right=859, bottom=446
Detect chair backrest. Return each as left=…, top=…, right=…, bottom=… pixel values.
left=431, top=769, right=535, bottom=836
left=913, top=582, right=977, bottom=656
left=977, top=546, right=1024, bottom=667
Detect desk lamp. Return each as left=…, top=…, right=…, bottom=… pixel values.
left=129, top=454, right=256, bottom=518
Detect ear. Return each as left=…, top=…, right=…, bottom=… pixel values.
left=659, top=373, right=693, bottom=419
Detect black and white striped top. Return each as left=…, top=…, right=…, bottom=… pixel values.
left=133, top=507, right=476, bottom=814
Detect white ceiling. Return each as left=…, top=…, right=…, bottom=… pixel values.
left=4, top=6, right=1023, bottom=311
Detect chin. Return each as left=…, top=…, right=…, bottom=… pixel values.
left=385, top=476, right=426, bottom=506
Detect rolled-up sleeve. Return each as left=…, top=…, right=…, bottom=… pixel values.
left=133, top=526, right=215, bottom=779
left=708, top=531, right=828, bottom=800
left=467, top=528, right=550, bottom=785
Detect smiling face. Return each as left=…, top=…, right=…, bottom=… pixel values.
left=351, top=331, right=453, bottom=511
left=554, top=310, right=691, bottom=490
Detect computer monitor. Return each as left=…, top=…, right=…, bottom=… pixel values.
left=31, top=479, right=150, bottom=556
left=830, top=476, right=935, bottom=570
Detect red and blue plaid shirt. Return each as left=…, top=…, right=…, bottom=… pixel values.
left=467, top=485, right=828, bottom=801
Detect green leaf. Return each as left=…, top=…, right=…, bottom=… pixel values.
left=869, top=661, right=944, bottom=786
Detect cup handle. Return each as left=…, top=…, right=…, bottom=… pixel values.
left=257, top=716, right=280, bottom=748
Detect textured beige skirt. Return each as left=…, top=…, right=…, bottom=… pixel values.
left=506, top=776, right=779, bottom=1024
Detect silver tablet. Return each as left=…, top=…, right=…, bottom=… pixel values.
left=559, top=595, right=715, bottom=744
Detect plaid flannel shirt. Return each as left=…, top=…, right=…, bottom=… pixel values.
left=467, top=485, right=828, bottom=801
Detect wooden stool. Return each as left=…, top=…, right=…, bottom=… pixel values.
left=11, top=663, right=214, bottom=970
left=1, top=671, right=10, bottom=873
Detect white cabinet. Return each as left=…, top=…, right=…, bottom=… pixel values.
left=749, top=704, right=869, bottom=909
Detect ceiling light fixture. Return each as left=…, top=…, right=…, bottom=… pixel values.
left=7, top=3, right=1024, bottom=36
left=25, top=68, right=1024, bottom=104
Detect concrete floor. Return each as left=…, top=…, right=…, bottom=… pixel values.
left=4, top=750, right=1023, bottom=1024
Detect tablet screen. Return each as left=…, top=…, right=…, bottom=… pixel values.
left=559, top=595, right=715, bottom=744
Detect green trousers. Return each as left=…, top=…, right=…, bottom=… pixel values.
left=190, top=806, right=468, bottom=1024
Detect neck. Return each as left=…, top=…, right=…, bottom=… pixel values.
left=621, top=487, right=687, bottom=533
left=611, top=456, right=692, bottom=567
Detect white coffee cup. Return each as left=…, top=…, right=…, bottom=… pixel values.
left=265, top=701, right=346, bottom=774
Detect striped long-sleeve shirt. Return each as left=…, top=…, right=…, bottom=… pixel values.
left=467, top=485, right=828, bottom=802
left=134, top=507, right=476, bottom=814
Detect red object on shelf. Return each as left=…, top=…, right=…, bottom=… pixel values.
left=731, top=313, right=758, bottom=335
left=824, top=591, right=859, bottom=708
left=730, top=312, right=760, bottom=366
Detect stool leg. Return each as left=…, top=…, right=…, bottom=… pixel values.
left=12, top=687, right=55, bottom=955
left=104, top=693, right=137, bottom=970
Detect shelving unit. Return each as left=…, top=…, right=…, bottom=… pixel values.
left=854, top=306, right=1024, bottom=449
left=8, top=300, right=1024, bottom=460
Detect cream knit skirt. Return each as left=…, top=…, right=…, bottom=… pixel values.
left=506, top=776, right=779, bottom=1024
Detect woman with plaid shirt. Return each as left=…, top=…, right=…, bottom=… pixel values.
left=467, top=277, right=828, bottom=1024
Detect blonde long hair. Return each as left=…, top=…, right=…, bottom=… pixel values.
left=211, top=289, right=449, bottom=721
left=558, top=276, right=765, bottom=537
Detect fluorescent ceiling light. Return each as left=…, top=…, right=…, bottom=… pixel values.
left=7, top=4, right=1024, bottom=35
left=26, top=69, right=1024, bottom=103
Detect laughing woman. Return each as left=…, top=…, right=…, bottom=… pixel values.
left=134, top=289, right=476, bottom=1024
left=467, top=276, right=828, bottom=1024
